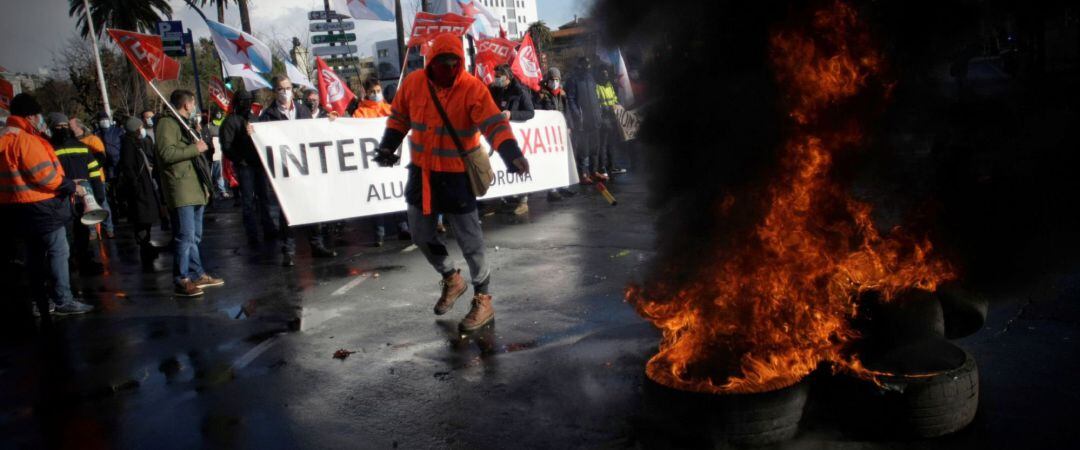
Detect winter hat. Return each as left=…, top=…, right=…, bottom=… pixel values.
left=9, top=93, right=42, bottom=117
left=547, top=67, right=561, bottom=80
left=45, top=112, right=69, bottom=128
left=125, top=116, right=144, bottom=133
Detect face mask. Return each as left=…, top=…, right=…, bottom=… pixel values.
left=50, top=128, right=72, bottom=145
left=188, top=105, right=199, bottom=121
left=493, top=76, right=509, bottom=88
left=145, top=117, right=154, bottom=127
left=549, top=80, right=561, bottom=90
left=368, top=92, right=383, bottom=103
left=430, top=57, right=460, bottom=88
left=99, top=119, right=112, bottom=129
left=276, top=90, right=292, bottom=105
left=304, top=99, right=318, bottom=110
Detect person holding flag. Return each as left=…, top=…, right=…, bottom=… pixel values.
left=373, top=33, right=529, bottom=332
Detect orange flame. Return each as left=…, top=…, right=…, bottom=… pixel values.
left=627, top=0, right=954, bottom=394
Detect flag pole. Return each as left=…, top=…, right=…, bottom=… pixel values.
left=82, top=0, right=113, bottom=120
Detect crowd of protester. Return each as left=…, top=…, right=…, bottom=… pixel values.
left=1, top=46, right=632, bottom=324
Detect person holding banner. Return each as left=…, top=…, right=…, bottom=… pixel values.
left=488, top=64, right=535, bottom=217
left=155, top=90, right=225, bottom=297
left=373, top=33, right=530, bottom=332
left=221, top=90, right=277, bottom=247
left=258, top=76, right=337, bottom=266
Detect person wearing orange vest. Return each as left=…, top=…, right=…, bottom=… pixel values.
left=374, top=33, right=530, bottom=332
left=352, top=78, right=394, bottom=119
left=0, top=94, right=94, bottom=317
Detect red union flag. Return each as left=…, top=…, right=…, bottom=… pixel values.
left=511, top=33, right=542, bottom=91
left=475, top=61, right=495, bottom=85
left=475, top=37, right=516, bottom=66
left=0, top=78, right=13, bottom=111
left=208, top=77, right=231, bottom=112
left=408, top=12, right=475, bottom=46
left=315, top=57, right=355, bottom=116
left=106, top=29, right=180, bottom=81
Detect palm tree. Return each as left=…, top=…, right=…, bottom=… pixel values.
left=237, top=0, right=252, bottom=33
left=527, top=21, right=553, bottom=53
left=197, top=0, right=231, bottom=22
left=69, top=0, right=172, bottom=37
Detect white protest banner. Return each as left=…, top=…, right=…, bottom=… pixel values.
left=249, top=111, right=577, bottom=226
left=613, top=104, right=641, bottom=141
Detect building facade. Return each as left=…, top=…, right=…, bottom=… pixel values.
left=430, top=0, right=539, bottom=40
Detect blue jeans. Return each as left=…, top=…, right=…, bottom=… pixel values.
left=211, top=160, right=226, bottom=196
left=170, top=205, right=206, bottom=286
left=26, top=226, right=73, bottom=306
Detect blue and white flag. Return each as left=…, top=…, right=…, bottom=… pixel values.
left=206, top=20, right=273, bottom=74
left=451, top=0, right=502, bottom=38
left=597, top=47, right=636, bottom=107
left=343, top=0, right=395, bottom=22
left=222, top=62, right=271, bottom=92
left=280, top=51, right=316, bottom=91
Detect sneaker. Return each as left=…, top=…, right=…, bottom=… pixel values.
left=547, top=190, right=564, bottom=202
left=579, top=173, right=594, bottom=185
left=174, top=279, right=205, bottom=297
left=610, top=167, right=628, bottom=175
left=193, top=274, right=225, bottom=288
left=459, top=294, right=494, bottom=332
left=512, top=202, right=529, bottom=216
left=312, top=246, right=338, bottom=258
left=593, top=172, right=610, bottom=182
left=434, top=270, right=468, bottom=316
left=53, top=300, right=94, bottom=316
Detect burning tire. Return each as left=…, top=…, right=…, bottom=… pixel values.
left=642, top=379, right=809, bottom=447
left=852, top=340, right=979, bottom=438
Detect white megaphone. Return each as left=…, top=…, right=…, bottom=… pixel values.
left=78, top=182, right=109, bottom=226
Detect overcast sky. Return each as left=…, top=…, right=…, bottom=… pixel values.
left=0, top=0, right=586, bottom=76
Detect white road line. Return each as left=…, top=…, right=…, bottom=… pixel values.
left=232, top=336, right=279, bottom=370
left=332, top=273, right=370, bottom=296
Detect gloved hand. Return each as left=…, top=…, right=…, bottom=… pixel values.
left=373, top=148, right=400, bottom=167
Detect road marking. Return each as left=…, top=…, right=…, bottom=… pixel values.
left=232, top=336, right=279, bottom=370
left=332, top=273, right=370, bottom=296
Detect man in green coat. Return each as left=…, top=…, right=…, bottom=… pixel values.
left=155, top=89, right=225, bottom=297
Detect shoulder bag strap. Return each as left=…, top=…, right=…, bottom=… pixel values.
left=426, top=81, right=471, bottom=158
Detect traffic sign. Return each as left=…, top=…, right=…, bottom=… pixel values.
left=309, top=10, right=350, bottom=21
left=157, top=20, right=186, bottom=57
left=313, top=45, right=358, bottom=57
left=336, top=67, right=360, bottom=78
left=323, top=57, right=360, bottom=67
left=312, top=33, right=357, bottom=45
left=310, top=21, right=355, bottom=32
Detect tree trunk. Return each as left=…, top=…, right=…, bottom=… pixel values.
left=238, top=0, right=252, bottom=33
left=217, top=0, right=225, bottom=22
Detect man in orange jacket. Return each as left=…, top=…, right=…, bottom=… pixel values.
left=375, top=33, right=529, bottom=332
left=1, top=94, right=94, bottom=316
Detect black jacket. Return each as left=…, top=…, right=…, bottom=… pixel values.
left=219, top=112, right=259, bottom=166
left=119, top=131, right=160, bottom=225
left=537, top=87, right=569, bottom=116
left=489, top=79, right=535, bottom=122
left=259, top=100, right=313, bottom=122
left=565, top=70, right=603, bottom=130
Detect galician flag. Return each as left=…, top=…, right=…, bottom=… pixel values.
left=205, top=20, right=273, bottom=73
left=452, top=0, right=502, bottom=38
left=222, top=62, right=271, bottom=92
left=279, top=51, right=316, bottom=91
left=343, top=0, right=395, bottom=21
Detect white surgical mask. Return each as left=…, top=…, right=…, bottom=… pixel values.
left=550, top=80, right=560, bottom=90
left=145, top=117, right=154, bottom=127
left=99, top=119, right=112, bottom=129
left=494, top=76, right=509, bottom=88
left=369, top=92, right=383, bottom=103
left=276, top=90, right=292, bottom=105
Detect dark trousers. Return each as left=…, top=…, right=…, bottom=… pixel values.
left=575, top=128, right=603, bottom=175
left=281, top=219, right=330, bottom=256
left=26, top=227, right=73, bottom=307
left=236, top=163, right=276, bottom=240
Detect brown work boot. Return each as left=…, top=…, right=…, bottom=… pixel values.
left=175, top=278, right=204, bottom=297
left=434, top=270, right=467, bottom=315
left=193, top=274, right=225, bottom=288
left=459, top=294, right=494, bottom=332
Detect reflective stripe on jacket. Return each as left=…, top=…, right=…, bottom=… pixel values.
left=387, top=33, right=518, bottom=214
left=597, top=83, right=619, bottom=108
left=0, top=117, right=68, bottom=204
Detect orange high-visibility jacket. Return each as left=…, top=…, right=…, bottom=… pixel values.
left=352, top=100, right=392, bottom=118
left=387, top=33, right=518, bottom=214
left=0, top=116, right=68, bottom=205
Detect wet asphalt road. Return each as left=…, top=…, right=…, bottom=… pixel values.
left=2, top=171, right=1078, bottom=449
